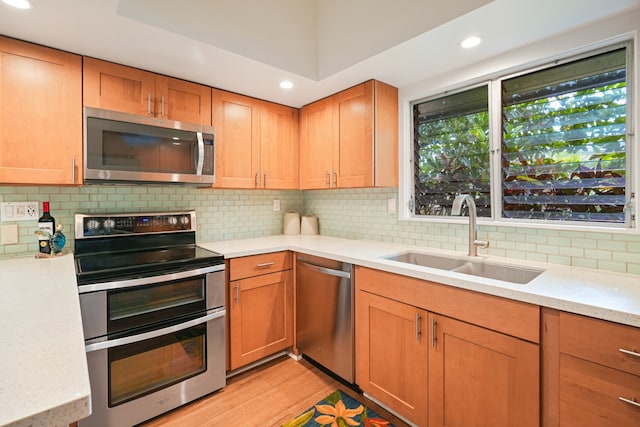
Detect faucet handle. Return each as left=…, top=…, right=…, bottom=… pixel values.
left=474, top=239, right=490, bottom=249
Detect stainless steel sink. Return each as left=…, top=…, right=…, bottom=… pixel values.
left=385, top=251, right=467, bottom=270
left=383, top=251, right=544, bottom=284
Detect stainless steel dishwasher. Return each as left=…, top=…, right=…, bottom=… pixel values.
left=296, top=254, right=354, bottom=383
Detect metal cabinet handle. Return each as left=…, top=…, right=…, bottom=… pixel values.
left=255, top=173, right=259, bottom=188
left=147, top=92, right=152, bottom=115
left=619, top=396, right=640, bottom=408
left=161, top=95, right=165, bottom=117
left=234, top=284, right=239, bottom=303
left=325, top=170, right=330, bottom=186
left=86, top=308, right=225, bottom=352
left=415, top=313, right=422, bottom=341
left=264, top=173, right=267, bottom=188
left=71, top=157, right=76, bottom=183
left=298, top=260, right=351, bottom=279
left=333, top=170, right=337, bottom=187
left=256, top=262, right=275, bottom=268
left=619, top=348, right=640, bottom=358
left=431, top=317, right=437, bottom=348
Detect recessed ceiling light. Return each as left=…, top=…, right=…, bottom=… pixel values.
left=279, top=80, right=293, bottom=90
left=2, top=0, right=32, bottom=9
left=461, top=36, right=481, bottom=49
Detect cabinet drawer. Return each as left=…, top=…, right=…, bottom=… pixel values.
left=559, top=353, right=640, bottom=426
left=560, top=312, right=640, bottom=376
left=229, top=251, right=292, bottom=281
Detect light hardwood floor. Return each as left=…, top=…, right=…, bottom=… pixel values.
left=140, top=355, right=410, bottom=427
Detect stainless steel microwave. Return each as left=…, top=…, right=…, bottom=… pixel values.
left=84, top=107, right=215, bottom=185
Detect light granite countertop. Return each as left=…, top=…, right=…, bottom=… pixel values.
left=0, top=254, right=90, bottom=427
left=1, top=234, right=638, bottom=426
left=200, top=234, right=640, bottom=328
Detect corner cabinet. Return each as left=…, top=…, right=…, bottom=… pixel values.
left=0, top=36, right=82, bottom=185
left=83, top=57, right=212, bottom=126
left=212, top=89, right=299, bottom=189
left=299, top=80, right=398, bottom=189
left=542, top=309, right=640, bottom=427
left=228, top=252, right=293, bottom=370
left=356, top=266, right=540, bottom=427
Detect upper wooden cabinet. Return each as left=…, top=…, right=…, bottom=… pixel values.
left=212, top=89, right=298, bottom=189
left=0, top=36, right=82, bottom=185
left=83, top=57, right=212, bottom=126
left=299, top=80, right=398, bottom=189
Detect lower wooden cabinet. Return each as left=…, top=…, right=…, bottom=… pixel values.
left=355, top=266, right=540, bottom=427
left=356, top=291, right=428, bottom=426
left=429, top=313, right=539, bottom=427
left=228, top=252, right=293, bottom=370
left=559, top=354, right=640, bottom=426
left=543, top=309, right=640, bottom=427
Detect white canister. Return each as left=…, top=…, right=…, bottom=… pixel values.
left=300, top=215, right=319, bottom=235
left=283, top=211, right=301, bottom=235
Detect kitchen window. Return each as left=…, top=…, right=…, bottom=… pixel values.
left=409, top=42, right=634, bottom=228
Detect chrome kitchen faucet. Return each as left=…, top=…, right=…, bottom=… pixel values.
left=451, top=194, right=489, bottom=257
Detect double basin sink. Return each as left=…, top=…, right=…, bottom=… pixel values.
left=383, top=251, right=544, bottom=284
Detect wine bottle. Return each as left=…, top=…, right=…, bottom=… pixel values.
left=37, top=201, right=55, bottom=254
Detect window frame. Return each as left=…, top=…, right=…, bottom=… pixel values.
left=401, top=40, right=636, bottom=232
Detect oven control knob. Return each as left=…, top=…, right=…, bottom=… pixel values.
left=103, top=219, right=115, bottom=230
left=86, top=219, right=100, bottom=231
left=180, top=216, right=190, bottom=226
left=168, top=216, right=178, bottom=226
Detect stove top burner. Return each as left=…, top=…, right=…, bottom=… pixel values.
left=74, top=211, right=224, bottom=286
left=75, top=244, right=224, bottom=285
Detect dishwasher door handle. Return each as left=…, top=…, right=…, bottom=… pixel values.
left=298, top=259, right=351, bottom=279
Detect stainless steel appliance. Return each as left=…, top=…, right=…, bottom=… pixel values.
left=74, top=211, right=225, bottom=427
left=84, top=107, right=215, bottom=185
left=296, top=254, right=354, bottom=383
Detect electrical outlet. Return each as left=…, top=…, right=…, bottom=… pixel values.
left=273, top=199, right=281, bottom=212
left=25, top=202, right=38, bottom=219
left=1, top=202, right=39, bottom=222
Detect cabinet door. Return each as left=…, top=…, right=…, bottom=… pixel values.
left=83, top=57, right=156, bottom=117
left=559, top=353, right=640, bottom=427
left=356, top=291, right=428, bottom=426
left=212, top=89, right=260, bottom=188
left=260, top=102, right=299, bottom=189
left=229, top=270, right=293, bottom=369
left=158, top=75, right=212, bottom=126
left=299, top=97, right=333, bottom=189
left=429, top=313, right=539, bottom=427
left=333, top=81, right=374, bottom=188
left=0, top=37, right=82, bottom=185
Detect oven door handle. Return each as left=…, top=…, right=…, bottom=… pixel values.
left=85, top=308, right=226, bottom=353
left=79, top=263, right=225, bottom=293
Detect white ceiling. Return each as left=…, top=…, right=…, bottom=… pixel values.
left=1, top=0, right=639, bottom=108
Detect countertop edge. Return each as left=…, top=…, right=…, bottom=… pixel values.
left=199, top=235, right=640, bottom=328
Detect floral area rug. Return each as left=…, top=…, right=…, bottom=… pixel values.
left=282, top=389, right=395, bottom=427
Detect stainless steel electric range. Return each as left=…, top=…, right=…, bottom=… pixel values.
left=74, top=211, right=225, bottom=427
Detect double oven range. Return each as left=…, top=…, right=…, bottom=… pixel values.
left=74, top=211, right=225, bottom=427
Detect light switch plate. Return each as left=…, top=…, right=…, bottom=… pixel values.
left=1, top=202, right=39, bottom=221
left=1, top=224, right=19, bottom=244
left=387, top=198, right=397, bottom=214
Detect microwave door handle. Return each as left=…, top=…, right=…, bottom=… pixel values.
left=196, top=132, right=205, bottom=175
